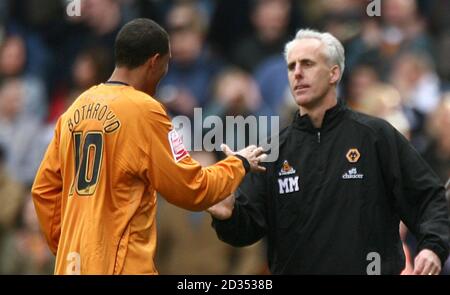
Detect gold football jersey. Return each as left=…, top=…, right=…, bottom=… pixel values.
left=32, top=83, right=245, bottom=274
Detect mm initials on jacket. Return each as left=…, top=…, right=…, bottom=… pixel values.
left=278, top=176, right=299, bottom=194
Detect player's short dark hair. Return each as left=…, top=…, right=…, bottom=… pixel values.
left=114, top=18, right=169, bottom=69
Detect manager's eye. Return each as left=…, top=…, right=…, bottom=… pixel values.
left=288, top=63, right=296, bottom=71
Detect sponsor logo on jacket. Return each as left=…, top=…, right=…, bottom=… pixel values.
left=342, top=167, right=364, bottom=179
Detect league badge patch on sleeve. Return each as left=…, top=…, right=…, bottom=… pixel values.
left=168, top=129, right=188, bottom=162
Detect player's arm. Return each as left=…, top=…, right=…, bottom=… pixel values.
left=144, top=102, right=264, bottom=211
left=31, top=118, right=63, bottom=255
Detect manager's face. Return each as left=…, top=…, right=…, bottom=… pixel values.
left=287, top=38, right=339, bottom=109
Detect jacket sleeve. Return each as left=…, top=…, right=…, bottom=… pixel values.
left=143, top=101, right=247, bottom=211
left=31, top=118, right=63, bottom=255
left=377, top=123, right=450, bottom=264
left=211, top=170, right=268, bottom=247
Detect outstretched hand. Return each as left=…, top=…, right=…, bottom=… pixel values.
left=221, top=144, right=267, bottom=172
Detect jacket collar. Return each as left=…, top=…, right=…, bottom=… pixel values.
left=292, top=99, right=347, bottom=132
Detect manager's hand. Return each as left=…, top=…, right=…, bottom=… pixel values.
left=207, top=194, right=235, bottom=220
left=413, top=249, right=441, bottom=275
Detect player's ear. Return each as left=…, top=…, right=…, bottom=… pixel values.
left=143, top=53, right=161, bottom=72
left=150, top=53, right=161, bottom=67
left=329, top=65, right=340, bottom=84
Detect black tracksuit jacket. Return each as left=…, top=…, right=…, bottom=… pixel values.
left=212, top=100, right=449, bottom=274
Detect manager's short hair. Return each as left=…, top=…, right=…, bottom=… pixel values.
left=114, top=18, right=169, bottom=69
left=284, top=29, right=345, bottom=82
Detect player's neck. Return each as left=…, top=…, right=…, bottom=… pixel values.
left=108, top=68, right=157, bottom=96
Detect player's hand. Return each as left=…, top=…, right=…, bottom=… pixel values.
left=221, top=144, right=267, bottom=172
left=413, top=249, right=441, bottom=275
left=207, top=194, right=235, bottom=220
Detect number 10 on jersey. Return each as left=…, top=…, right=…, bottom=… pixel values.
left=69, top=131, right=104, bottom=196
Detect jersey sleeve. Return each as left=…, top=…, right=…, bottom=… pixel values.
left=31, top=117, right=63, bottom=255
left=143, top=101, right=247, bottom=211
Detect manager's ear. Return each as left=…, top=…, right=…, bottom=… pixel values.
left=329, top=65, right=341, bottom=84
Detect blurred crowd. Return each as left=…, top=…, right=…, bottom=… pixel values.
left=0, top=0, right=449, bottom=274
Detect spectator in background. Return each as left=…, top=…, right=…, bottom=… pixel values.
left=343, top=18, right=384, bottom=77
left=319, top=0, right=365, bottom=43
left=381, top=0, right=431, bottom=54
left=390, top=51, right=441, bottom=145
left=253, top=55, right=294, bottom=124
left=70, top=46, right=113, bottom=101
left=81, top=0, right=124, bottom=48
left=0, top=34, right=47, bottom=121
left=0, top=195, right=54, bottom=274
left=69, top=0, right=123, bottom=67
left=158, top=1, right=224, bottom=117
left=49, top=0, right=123, bottom=108
left=0, top=144, right=26, bottom=271
left=346, top=63, right=380, bottom=110
left=205, top=67, right=262, bottom=118
left=0, top=79, right=44, bottom=185
left=435, top=30, right=450, bottom=87
left=354, top=83, right=410, bottom=138
left=0, top=36, right=25, bottom=77
left=232, top=0, right=292, bottom=72
left=428, top=0, right=450, bottom=86
left=422, top=95, right=450, bottom=184
left=6, top=0, right=61, bottom=30
left=134, top=0, right=171, bottom=25
left=47, top=46, right=113, bottom=123
left=345, top=0, right=432, bottom=80
left=207, top=0, right=253, bottom=60
left=3, top=0, right=53, bottom=81
left=202, top=67, right=269, bottom=155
